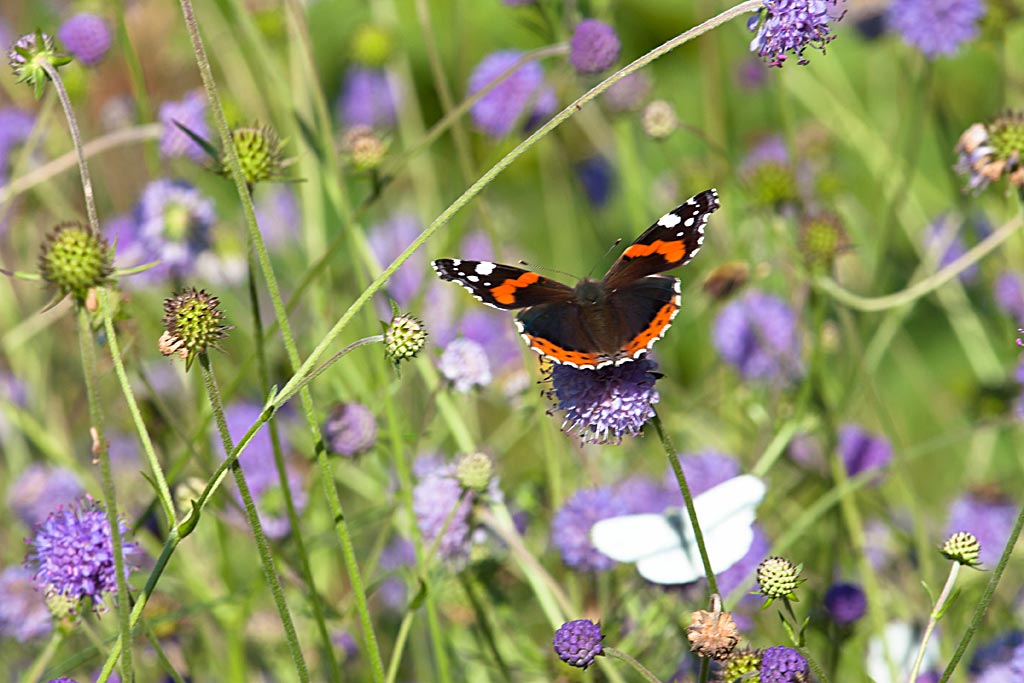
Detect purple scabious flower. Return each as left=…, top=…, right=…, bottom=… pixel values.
left=712, top=289, right=802, bottom=383
left=838, top=423, right=892, bottom=481
left=46, top=679, right=77, bottom=683
left=824, top=582, right=867, bottom=625
left=994, top=272, right=1024, bottom=321
left=221, top=403, right=307, bottom=540
left=458, top=309, right=522, bottom=374
left=737, top=57, right=770, bottom=89
left=575, top=155, right=616, bottom=207
left=116, top=179, right=215, bottom=282
left=369, top=213, right=424, bottom=309
left=58, top=14, right=112, bottom=66
left=253, top=186, right=298, bottom=250
left=551, top=486, right=629, bottom=571
left=969, top=631, right=1024, bottom=676
left=0, top=106, right=35, bottom=185
left=1011, top=643, right=1024, bottom=677
left=569, top=19, right=621, bottom=75
left=0, top=565, right=52, bottom=641
left=25, top=497, right=137, bottom=610
left=602, top=72, right=651, bottom=113
left=545, top=359, right=660, bottom=444
left=438, top=338, right=493, bottom=392
left=412, top=459, right=473, bottom=563
left=615, top=475, right=678, bottom=514
left=467, top=50, right=556, bottom=139
left=158, top=90, right=211, bottom=162
left=759, top=645, right=809, bottom=683
left=377, top=537, right=415, bottom=609
left=553, top=619, right=604, bottom=669
left=323, top=402, right=377, bottom=457
left=748, top=0, right=843, bottom=68
left=337, top=67, right=399, bottom=130
left=9, top=465, right=85, bottom=528
left=945, top=493, right=1016, bottom=566
left=886, top=0, right=985, bottom=59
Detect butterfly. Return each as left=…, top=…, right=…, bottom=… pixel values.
left=431, top=188, right=720, bottom=369
left=589, top=474, right=765, bottom=585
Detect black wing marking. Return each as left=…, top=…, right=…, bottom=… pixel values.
left=604, top=276, right=682, bottom=360
left=431, top=259, right=573, bottom=310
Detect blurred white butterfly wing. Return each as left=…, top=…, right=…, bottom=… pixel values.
left=590, top=475, right=766, bottom=585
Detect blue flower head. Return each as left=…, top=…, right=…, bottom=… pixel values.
left=748, top=0, right=843, bottom=67
left=824, top=582, right=867, bottom=626
left=468, top=50, right=556, bottom=139
left=158, top=91, right=211, bottom=162
left=838, top=423, right=892, bottom=482
left=324, top=402, right=377, bottom=457
left=553, top=619, right=604, bottom=669
left=945, top=492, right=1016, bottom=566
left=58, top=13, right=112, bottom=66
left=550, top=486, right=629, bottom=571
left=886, top=0, right=985, bottom=59
left=713, top=289, right=802, bottom=383
left=411, top=458, right=474, bottom=563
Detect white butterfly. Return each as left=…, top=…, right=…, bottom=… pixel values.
left=590, top=474, right=766, bottom=585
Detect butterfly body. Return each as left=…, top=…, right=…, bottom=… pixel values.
left=432, top=188, right=720, bottom=369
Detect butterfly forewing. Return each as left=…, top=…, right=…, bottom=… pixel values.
left=431, top=259, right=573, bottom=310
left=603, top=188, right=720, bottom=289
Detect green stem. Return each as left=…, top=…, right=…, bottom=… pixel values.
left=273, top=335, right=385, bottom=407
left=909, top=562, right=960, bottom=683
left=603, top=647, right=663, bottom=683
left=18, top=628, right=64, bottom=683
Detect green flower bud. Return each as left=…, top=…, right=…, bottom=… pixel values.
left=384, top=313, right=427, bottom=365
left=160, top=288, right=231, bottom=369
left=38, top=221, right=114, bottom=304
left=941, top=531, right=982, bottom=568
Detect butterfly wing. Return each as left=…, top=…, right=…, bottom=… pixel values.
left=603, top=188, right=720, bottom=289
left=603, top=275, right=681, bottom=361
left=432, top=259, right=573, bottom=310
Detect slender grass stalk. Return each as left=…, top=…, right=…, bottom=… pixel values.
left=908, top=561, right=960, bottom=683
left=603, top=647, right=663, bottom=683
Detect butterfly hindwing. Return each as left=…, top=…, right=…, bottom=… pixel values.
left=604, top=275, right=682, bottom=361
left=431, top=259, right=573, bottom=311
left=603, top=188, right=720, bottom=289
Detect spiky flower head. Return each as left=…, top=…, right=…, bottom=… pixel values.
left=955, top=112, right=1024, bottom=193
left=384, top=312, right=428, bottom=365
left=221, top=124, right=292, bottom=185
left=160, top=288, right=230, bottom=369
left=351, top=24, right=394, bottom=67
left=748, top=0, right=843, bottom=68
left=941, top=531, right=981, bottom=567
left=759, top=646, right=809, bottom=683
left=756, top=556, right=803, bottom=605
left=38, top=221, right=114, bottom=304
left=456, top=452, right=494, bottom=493
left=641, top=100, right=678, bottom=139
left=553, top=619, right=604, bottom=669
left=687, top=608, right=741, bottom=661
left=8, top=31, right=71, bottom=98
left=719, top=647, right=762, bottom=682
left=342, top=125, right=388, bottom=172
left=569, top=19, right=621, bottom=74
left=799, top=212, right=849, bottom=270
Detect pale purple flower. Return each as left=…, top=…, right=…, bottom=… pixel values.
left=369, top=213, right=424, bottom=307
left=602, top=72, right=651, bottom=113
left=924, top=216, right=978, bottom=283
left=0, top=106, right=35, bottom=184
left=838, top=423, right=892, bottom=481
left=412, top=459, right=473, bottom=562
left=550, top=487, right=629, bottom=571
left=9, top=465, right=84, bottom=528
left=337, top=67, right=399, bottom=129
left=254, top=186, right=298, bottom=250
left=377, top=537, right=415, bottom=609
left=886, top=0, right=985, bottom=59
left=324, top=402, right=377, bottom=457
left=438, top=338, right=492, bottom=392
left=615, top=475, right=678, bottom=514
left=995, top=272, right=1024, bottom=320
left=671, top=451, right=742, bottom=496
left=945, top=493, right=1017, bottom=567
left=158, top=90, right=211, bottom=162
left=569, top=19, right=620, bottom=74
left=467, top=50, right=556, bottom=138
left=713, top=289, right=802, bottom=382
left=58, top=13, right=111, bottom=66
left=748, top=0, right=843, bottom=67
left=0, top=565, right=52, bottom=641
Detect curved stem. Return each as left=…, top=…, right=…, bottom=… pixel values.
left=602, top=647, right=663, bottom=683
left=908, top=562, right=960, bottom=683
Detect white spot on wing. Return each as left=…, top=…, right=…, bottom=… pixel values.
left=684, top=216, right=695, bottom=227
left=467, top=275, right=479, bottom=282
left=475, top=262, right=496, bottom=276
left=658, top=212, right=682, bottom=228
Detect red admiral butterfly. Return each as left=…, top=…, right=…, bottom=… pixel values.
left=432, top=188, right=720, bottom=370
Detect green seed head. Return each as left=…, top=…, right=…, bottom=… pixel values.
left=384, top=313, right=428, bottom=365
left=38, top=221, right=114, bottom=303
left=941, top=531, right=982, bottom=567
left=160, top=288, right=231, bottom=368
left=799, top=213, right=848, bottom=270
left=351, top=24, right=394, bottom=67
left=989, top=111, right=1024, bottom=163
left=718, top=647, right=762, bottom=682
left=756, top=556, right=803, bottom=601
left=456, top=452, right=494, bottom=493
left=9, top=30, right=71, bottom=98
left=222, top=124, right=291, bottom=185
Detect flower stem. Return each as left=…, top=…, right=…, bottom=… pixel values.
left=603, top=647, right=663, bottom=683
left=908, top=561, right=960, bottom=683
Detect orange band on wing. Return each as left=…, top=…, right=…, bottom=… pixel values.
left=523, top=334, right=601, bottom=368
left=490, top=272, right=540, bottom=305
left=622, top=239, right=687, bottom=264
left=623, top=302, right=679, bottom=356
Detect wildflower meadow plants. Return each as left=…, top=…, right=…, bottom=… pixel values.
left=0, top=0, right=1022, bottom=681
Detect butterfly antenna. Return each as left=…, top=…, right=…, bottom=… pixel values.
left=518, top=260, right=579, bottom=282
left=585, top=238, right=622, bottom=279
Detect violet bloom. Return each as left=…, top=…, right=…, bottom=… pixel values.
left=0, top=106, right=35, bottom=185
left=253, top=186, right=299, bottom=250
left=412, top=459, right=473, bottom=562
left=545, top=359, right=660, bottom=444
left=924, top=216, right=978, bottom=283
left=376, top=537, right=415, bottom=609
left=886, top=0, right=985, bottom=59
left=574, top=155, right=615, bottom=207
left=748, top=0, right=843, bottom=67
left=158, top=90, right=211, bottom=162
left=0, top=565, right=52, bottom=641
left=838, top=423, right=892, bottom=481
left=25, top=497, right=137, bottom=610
left=58, top=13, right=111, bottom=66
left=824, top=582, right=867, bottom=625
left=553, top=619, right=604, bottom=669
left=945, top=493, right=1017, bottom=567
left=759, top=646, right=809, bottom=683
left=994, top=272, right=1024, bottom=321
left=323, top=402, right=377, bottom=457
left=438, top=338, right=493, bottom=392
left=671, top=451, right=742, bottom=496
left=9, top=465, right=84, bottom=528
left=369, top=213, right=424, bottom=308
left=467, top=50, right=556, bottom=138
left=337, top=67, right=399, bottom=130
left=569, top=19, right=620, bottom=75
left=712, top=289, right=802, bottom=383
left=602, top=72, right=651, bottom=113
left=615, top=475, right=678, bottom=514
left=550, top=486, right=629, bottom=571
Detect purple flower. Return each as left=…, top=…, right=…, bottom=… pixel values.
left=545, top=359, right=660, bottom=444
left=377, top=538, right=415, bottom=609
left=569, top=19, right=621, bottom=74
left=254, top=186, right=298, bottom=250
left=46, top=679, right=77, bottom=683
left=467, top=50, right=556, bottom=138
left=886, top=0, right=985, bottom=59
left=838, top=423, right=892, bottom=481
left=602, top=72, right=651, bottom=113
left=553, top=619, right=604, bottom=669
left=158, top=90, right=211, bottom=162
left=8, top=465, right=84, bottom=528
left=970, top=631, right=1024, bottom=675
left=438, top=338, right=493, bottom=392
left=995, top=272, right=1024, bottom=321
left=550, top=486, right=629, bottom=571
left=0, top=106, right=35, bottom=184
left=575, top=155, right=616, bottom=207
left=671, top=451, right=742, bottom=497
left=824, top=582, right=867, bottom=625
left=25, top=497, right=137, bottom=610
left=713, top=289, right=802, bottom=383
left=1012, top=643, right=1024, bottom=676
left=458, top=309, right=522, bottom=374
left=0, top=565, right=52, bottom=641
left=737, top=57, right=770, bottom=89
left=945, top=493, right=1017, bottom=566
left=337, top=67, right=399, bottom=130
left=412, top=459, right=473, bottom=562
left=759, top=645, right=809, bottom=683
left=58, top=14, right=112, bottom=66
left=323, top=402, right=377, bottom=457
left=369, top=213, right=424, bottom=308
left=615, top=475, right=678, bottom=514
left=924, top=216, right=978, bottom=283
left=748, top=0, right=843, bottom=67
